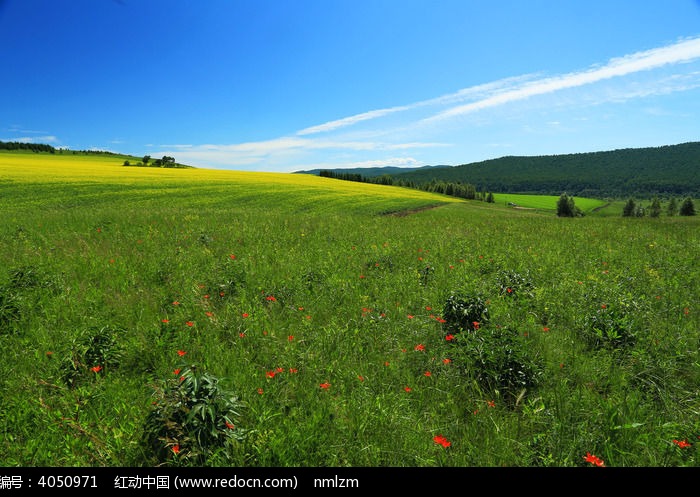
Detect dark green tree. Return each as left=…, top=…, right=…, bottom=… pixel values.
left=556, top=193, right=574, bottom=217
left=667, top=197, right=678, bottom=216
left=622, top=198, right=636, bottom=217
left=679, top=197, right=696, bottom=216
left=648, top=196, right=661, bottom=218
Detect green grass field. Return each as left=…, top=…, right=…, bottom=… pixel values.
left=1, top=152, right=698, bottom=468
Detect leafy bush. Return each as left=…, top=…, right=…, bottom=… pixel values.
left=582, top=301, right=639, bottom=350
left=441, top=293, right=490, bottom=334
left=496, top=269, right=534, bottom=298
left=142, top=365, right=246, bottom=465
left=59, top=326, right=124, bottom=388
left=451, top=325, right=542, bottom=407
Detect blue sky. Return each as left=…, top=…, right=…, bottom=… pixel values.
left=2, top=0, right=700, bottom=172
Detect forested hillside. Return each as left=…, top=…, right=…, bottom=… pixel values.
left=392, top=142, right=700, bottom=199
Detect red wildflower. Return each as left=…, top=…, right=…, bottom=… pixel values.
left=424, top=371, right=432, bottom=377
left=90, top=365, right=102, bottom=373
left=433, top=435, right=451, bottom=448
left=265, top=371, right=276, bottom=379
left=673, top=439, right=692, bottom=448
left=404, top=386, right=412, bottom=392
left=472, top=321, right=480, bottom=329
left=173, top=368, right=181, bottom=375
left=185, top=321, right=194, bottom=327
left=358, top=375, right=365, bottom=381
left=266, top=295, right=277, bottom=302
left=162, top=319, right=169, bottom=323
left=172, top=444, right=180, bottom=455
left=288, top=335, right=294, bottom=341
left=487, top=400, right=496, bottom=408
left=225, top=421, right=235, bottom=430
left=229, top=254, right=236, bottom=260
left=257, top=388, right=264, bottom=395
left=289, top=368, right=298, bottom=373
left=442, top=358, right=451, bottom=364
left=407, top=314, right=414, bottom=319
left=542, top=327, right=550, bottom=332
left=172, top=301, right=180, bottom=306
left=177, top=350, right=186, bottom=357
left=445, top=334, right=455, bottom=341
left=583, top=452, right=605, bottom=467
left=414, top=343, right=425, bottom=351
left=242, top=313, right=249, bottom=318
left=319, top=382, right=331, bottom=389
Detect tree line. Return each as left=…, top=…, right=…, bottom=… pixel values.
left=0, top=140, right=57, bottom=153
left=319, top=169, right=496, bottom=203
left=122, top=155, right=186, bottom=168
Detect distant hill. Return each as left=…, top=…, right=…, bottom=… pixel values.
left=391, top=142, right=700, bottom=199
left=293, top=164, right=452, bottom=177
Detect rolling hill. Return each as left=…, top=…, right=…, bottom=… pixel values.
left=298, top=141, right=700, bottom=199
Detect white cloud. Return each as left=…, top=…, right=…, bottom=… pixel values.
left=9, top=135, right=58, bottom=143
left=422, top=36, right=700, bottom=123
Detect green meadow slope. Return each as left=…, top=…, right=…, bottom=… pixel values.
left=0, top=152, right=698, bottom=468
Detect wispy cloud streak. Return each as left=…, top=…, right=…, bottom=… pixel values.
left=423, top=36, right=700, bottom=123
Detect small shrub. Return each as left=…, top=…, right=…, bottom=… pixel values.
left=142, top=365, right=246, bottom=465
left=496, top=269, right=534, bottom=298
left=451, top=325, right=542, bottom=407
left=60, top=326, right=124, bottom=388
left=441, top=292, right=489, bottom=334
left=582, top=302, right=638, bottom=350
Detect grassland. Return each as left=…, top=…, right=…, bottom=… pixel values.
left=0, top=152, right=698, bottom=468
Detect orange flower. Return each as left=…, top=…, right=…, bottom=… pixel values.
left=257, top=388, right=264, bottom=395
left=319, top=382, right=331, bottom=389
left=177, top=350, right=186, bottom=356
left=404, top=386, right=412, bottom=392
left=225, top=421, right=235, bottom=430
left=424, top=371, right=432, bottom=377
left=172, top=444, right=180, bottom=455
left=445, top=334, right=455, bottom=341
left=414, top=343, right=425, bottom=351
left=673, top=439, right=692, bottom=448
left=433, top=435, right=451, bottom=448
left=90, top=365, right=102, bottom=373
left=583, top=452, right=605, bottom=467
